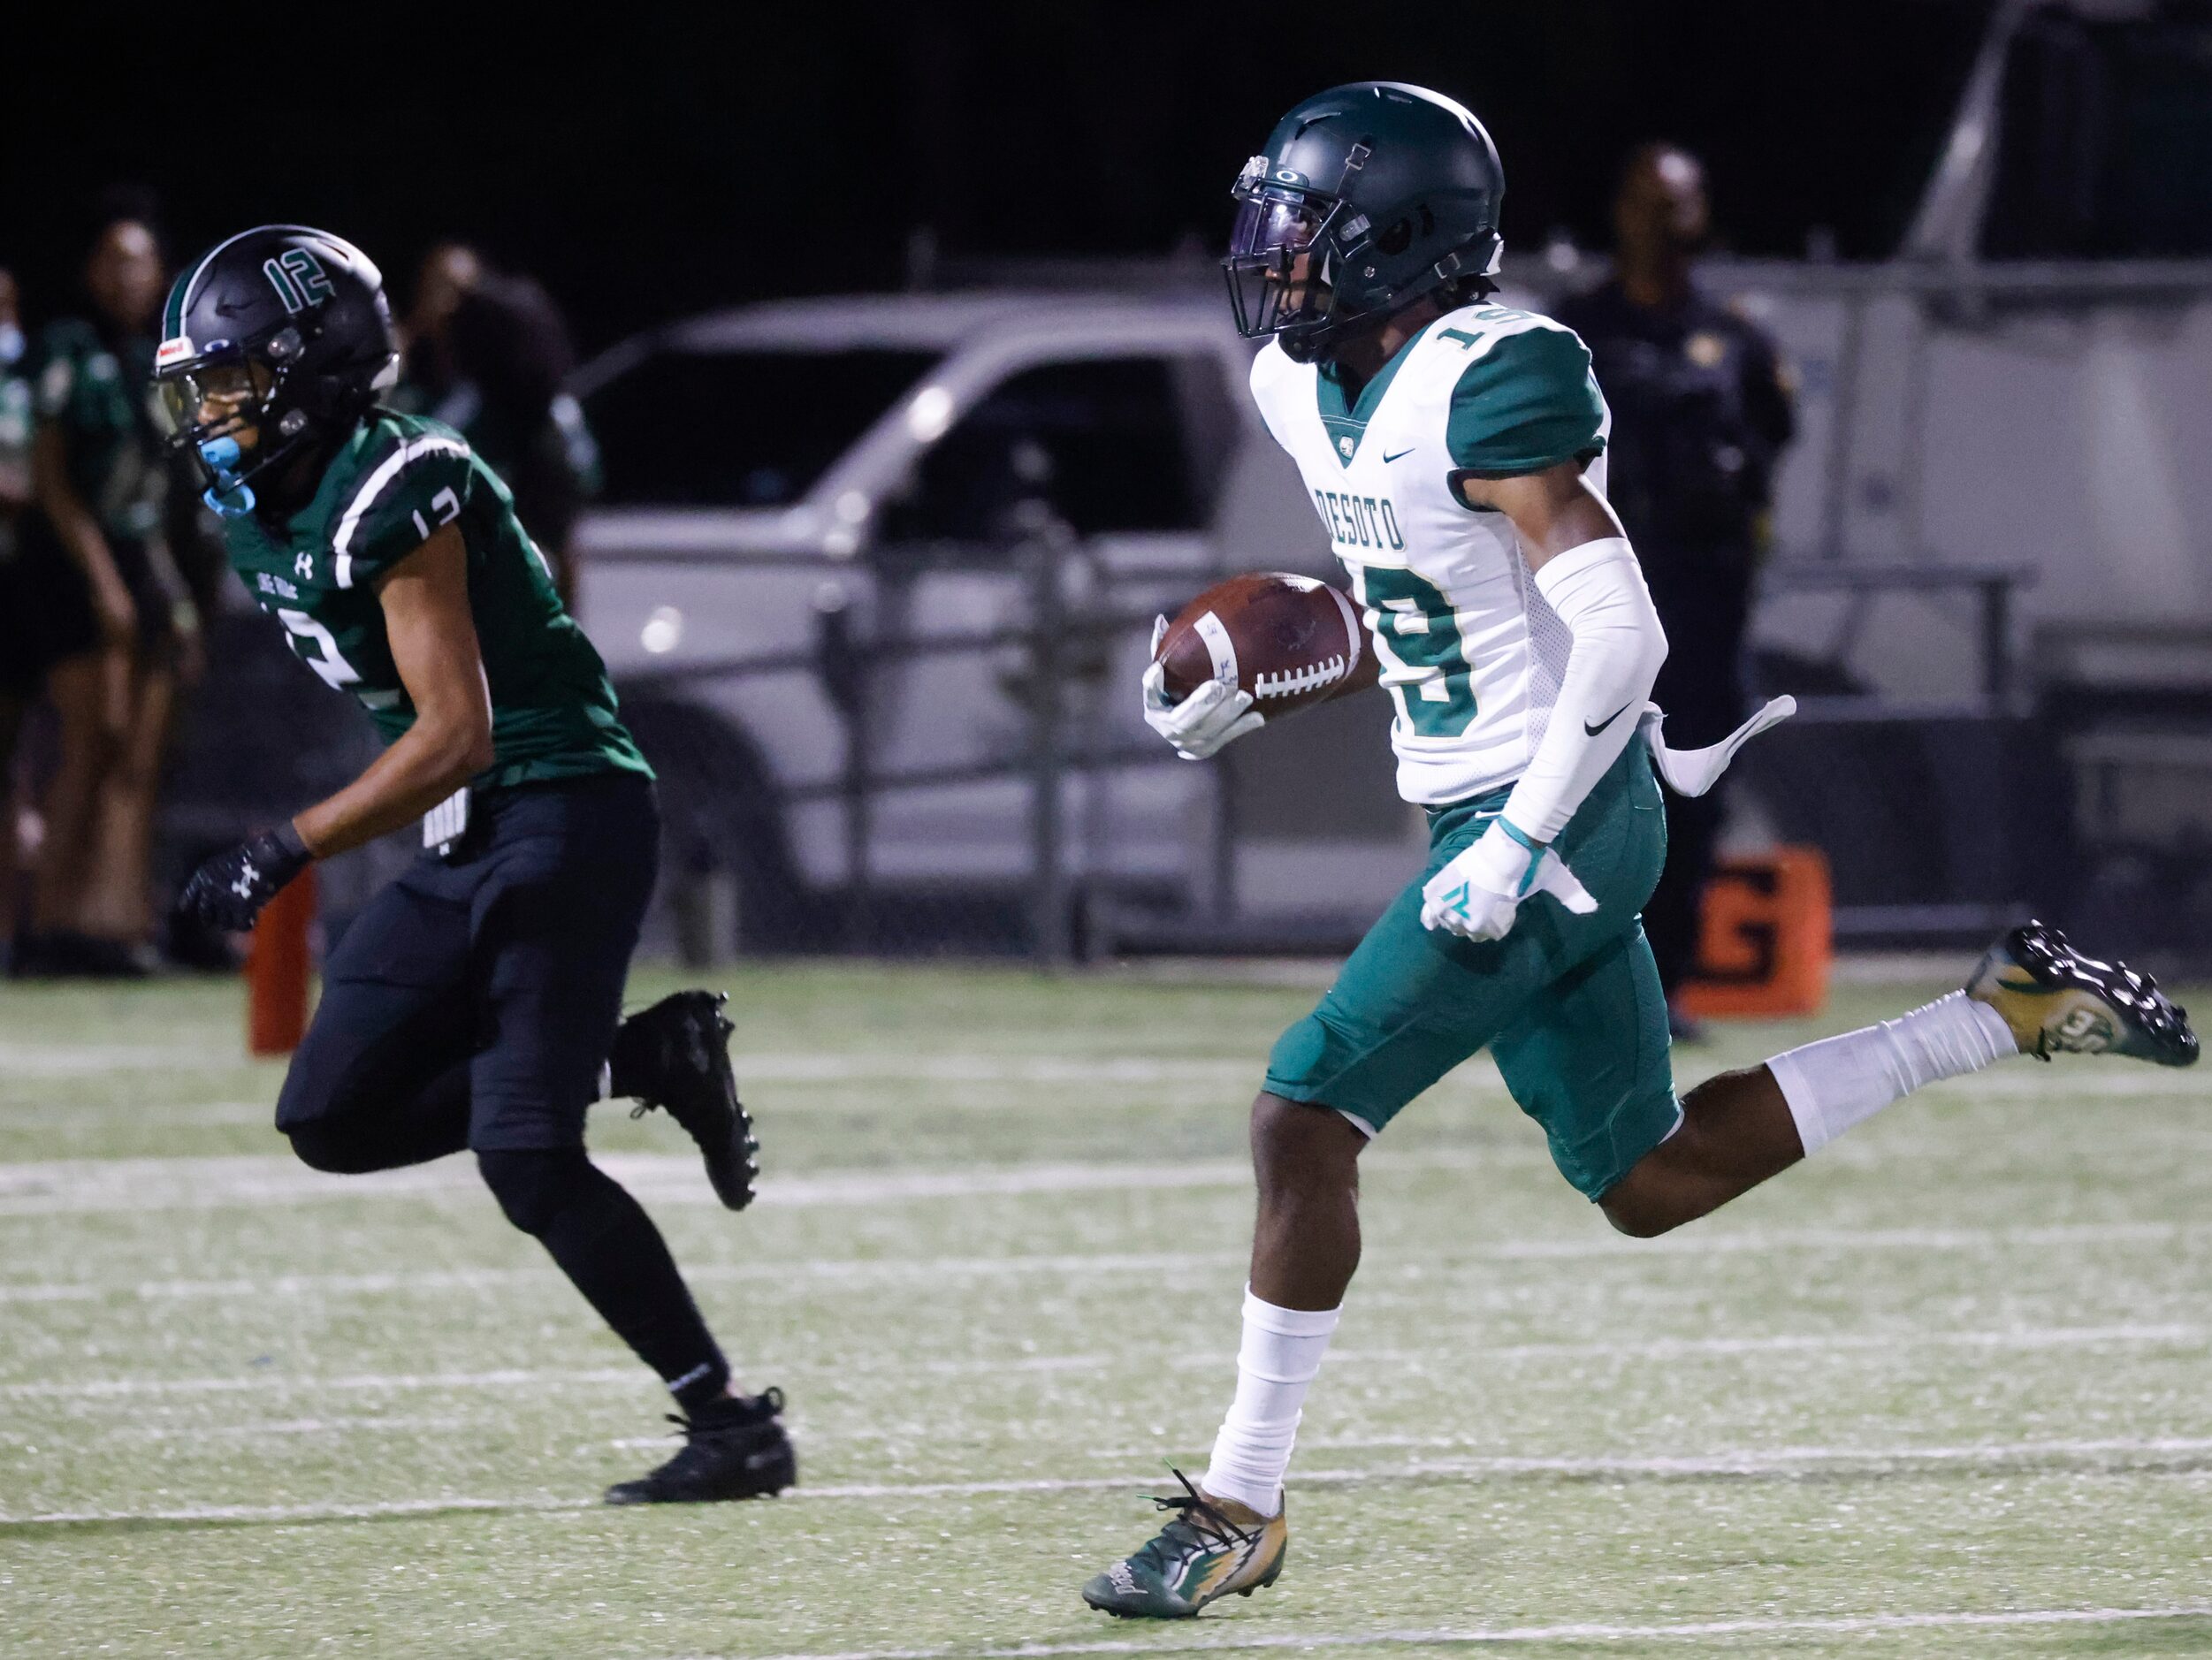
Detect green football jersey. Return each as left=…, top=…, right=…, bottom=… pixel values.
left=220, top=410, right=650, bottom=790
left=28, top=319, right=166, bottom=541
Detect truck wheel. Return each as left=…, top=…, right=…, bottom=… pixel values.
left=619, top=693, right=813, bottom=954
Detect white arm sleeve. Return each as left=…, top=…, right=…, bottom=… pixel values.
left=1499, top=537, right=1669, bottom=844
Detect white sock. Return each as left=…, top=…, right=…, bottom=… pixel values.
left=1199, top=1288, right=1339, bottom=1519
left=1767, top=990, right=2017, bottom=1156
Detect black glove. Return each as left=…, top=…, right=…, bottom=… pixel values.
left=177, top=823, right=314, bottom=932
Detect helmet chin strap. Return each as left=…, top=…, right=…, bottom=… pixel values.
left=195, top=397, right=327, bottom=517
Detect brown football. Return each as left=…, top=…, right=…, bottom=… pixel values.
left=1155, top=571, right=1364, bottom=715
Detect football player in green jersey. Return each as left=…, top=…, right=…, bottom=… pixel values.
left=156, top=226, right=789, bottom=1504
left=1084, top=83, right=2199, bottom=1618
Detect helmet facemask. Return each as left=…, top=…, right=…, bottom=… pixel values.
left=1224, top=182, right=1343, bottom=348
left=155, top=333, right=303, bottom=515
left=1224, top=149, right=1392, bottom=363
left=154, top=324, right=393, bottom=515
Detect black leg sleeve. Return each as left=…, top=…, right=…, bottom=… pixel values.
left=477, top=1148, right=730, bottom=1405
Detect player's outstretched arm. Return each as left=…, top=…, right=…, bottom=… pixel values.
left=1419, top=462, right=1667, bottom=943
left=291, top=524, right=495, bottom=860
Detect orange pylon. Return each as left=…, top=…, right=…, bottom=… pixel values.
left=248, top=866, right=317, bottom=1056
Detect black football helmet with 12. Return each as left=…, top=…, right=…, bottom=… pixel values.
left=152, top=225, right=399, bottom=514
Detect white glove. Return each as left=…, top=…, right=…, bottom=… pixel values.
left=1420, top=818, right=1598, bottom=943
left=1142, top=614, right=1263, bottom=760
left=1639, top=696, right=1797, bottom=796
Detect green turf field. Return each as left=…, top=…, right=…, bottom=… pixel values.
left=2, top=963, right=2208, bottom=1658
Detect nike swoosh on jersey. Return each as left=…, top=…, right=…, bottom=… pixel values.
left=1382, top=447, right=1415, bottom=463
left=1583, top=703, right=1635, bottom=737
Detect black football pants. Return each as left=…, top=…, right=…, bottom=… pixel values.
left=277, top=773, right=729, bottom=1404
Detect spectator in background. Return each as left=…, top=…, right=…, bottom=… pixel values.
left=0, top=268, right=34, bottom=968
left=399, top=245, right=599, bottom=605
left=398, top=240, right=483, bottom=410
left=1556, top=144, right=1796, bottom=1037
left=11, top=196, right=191, bottom=977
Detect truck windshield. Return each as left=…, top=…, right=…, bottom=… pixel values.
left=586, top=347, right=940, bottom=507
left=1985, top=9, right=2212, bottom=258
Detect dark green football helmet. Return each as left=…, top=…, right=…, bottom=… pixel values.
left=1225, top=82, right=1505, bottom=362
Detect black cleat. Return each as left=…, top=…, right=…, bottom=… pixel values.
left=611, top=990, right=760, bottom=1209
left=605, top=1389, right=796, bottom=1504
left=1966, top=919, right=2198, bottom=1067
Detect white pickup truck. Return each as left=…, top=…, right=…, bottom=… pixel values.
left=570, top=292, right=1416, bottom=951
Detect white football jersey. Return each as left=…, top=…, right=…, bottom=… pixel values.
left=1249, top=301, right=1611, bottom=805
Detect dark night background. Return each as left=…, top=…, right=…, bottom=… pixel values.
left=4, top=1, right=1991, bottom=349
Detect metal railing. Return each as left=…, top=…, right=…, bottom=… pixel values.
left=616, top=514, right=1185, bottom=964
left=613, top=529, right=2058, bottom=963
left=1758, top=558, right=2035, bottom=712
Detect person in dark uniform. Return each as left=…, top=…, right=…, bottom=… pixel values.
left=1556, top=144, right=1796, bottom=1035
left=156, top=225, right=787, bottom=1504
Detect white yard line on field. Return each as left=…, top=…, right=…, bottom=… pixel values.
left=719, top=1604, right=2212, bottom=1660
left=0, top=1147, right=1570, bottom=1219
left=0, top=1251, right=1248, bottom=1305
left=0, top=1494, right=595, bottom=1527
left=0, top=1040, right=250, bottom=1077
left=0, top=1100, right=277, bottom=1126
left=10, top=1120, right=2212, bottom=1221
left=22, top=1052, right=2208, bottom=1108
left=9, top=1437, right=2212, bottom=1529
left=1941, top=1066, right=2212, bottom=1098
left=776, top=1435, right=2212, bottom=1495
left=0, top=1367, right=645, bottom=1400
left=0, top=1046, right=1282, bottom=1089
left=4, top=1322, right=2201, bottom=1404
left=0, top=1153, right=1257, bottom=1216
left=118, top=1413, right=473, bottom=1442
left=1311, top=1321, right=2208, bottom=1370
left=742, top=1054, right=1270, bottom=1084
left=1285, top=1432, right=2212, bottom=1468
left=2, top=1218, right=2204, bottom=1306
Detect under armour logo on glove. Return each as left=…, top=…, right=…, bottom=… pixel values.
left=1419, top=819, right=1597, bottom=944
left=179, top=826, right=313, bottom=933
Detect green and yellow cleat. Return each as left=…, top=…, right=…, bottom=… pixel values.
left=1081, top=1470, right=1287, bottom=1619
left=1967, top=920, right=2198, bottom=1066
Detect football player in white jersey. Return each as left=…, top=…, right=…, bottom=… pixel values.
left=1082, top=81, right=2198, bottom=1620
